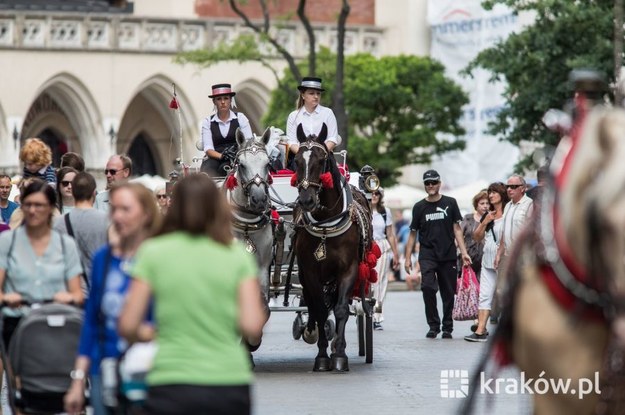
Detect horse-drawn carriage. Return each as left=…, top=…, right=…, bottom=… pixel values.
left=183, top=125, right=380, bottom=370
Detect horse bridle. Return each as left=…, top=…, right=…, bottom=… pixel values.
left=296, top=140, right=330, bottom=191
left=230, top=142, right=272, bottom=213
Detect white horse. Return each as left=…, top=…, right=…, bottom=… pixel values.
left=227, top=128, right=274, bottom=304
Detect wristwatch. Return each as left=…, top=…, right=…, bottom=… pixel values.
left=70, top=369, right=86, bottom=381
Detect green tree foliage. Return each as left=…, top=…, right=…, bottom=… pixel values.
left=264, top=49, right=468, bottom=185
left=466, top=0, right=614, bottom=170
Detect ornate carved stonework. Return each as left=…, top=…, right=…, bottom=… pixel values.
left=87, top=21, right=109, bottom=49
left=0, top=19, right=13, bottom=46
left=144, top=23, right=176, bottom=51
left=117, top=22, right=139, bottom=50
left=22, top=20, right=45, bottom=47
left=49, top=20, right=82, bottom=48
left=0, top=13, right=383, bottom=57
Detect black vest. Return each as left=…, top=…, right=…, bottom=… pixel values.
left=211, top=115, right=240, bottom=153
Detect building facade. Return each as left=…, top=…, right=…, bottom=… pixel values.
left=0, top=0, right=429, bottom=178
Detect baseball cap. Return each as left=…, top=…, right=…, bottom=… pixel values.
left=423, top=169, right=440, bottom=182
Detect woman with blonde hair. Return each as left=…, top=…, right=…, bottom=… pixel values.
left=154, top=186, right=169, bottom=216
left=64, top=183, right=160, bottom=414
left=120, top=173, right=265, bottom=415
left=285, top=77, right=341, bottom=168
left=19, top=138, right=56, bottom=185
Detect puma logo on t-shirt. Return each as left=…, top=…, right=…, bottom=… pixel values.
left=426, top=206, right=449, bottom=221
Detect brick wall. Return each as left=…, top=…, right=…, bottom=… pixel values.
left=195, top=0, right=375, bottom=25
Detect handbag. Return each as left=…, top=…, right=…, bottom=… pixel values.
left=452, top=266, right=480, bottom=321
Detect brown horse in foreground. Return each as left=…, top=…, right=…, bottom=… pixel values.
left=464, top=107, right=625, bottom=414
left=292, top=123, right=372, bottom=372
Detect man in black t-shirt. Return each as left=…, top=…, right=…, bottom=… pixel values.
left=404, top=170, right=471, bottom=339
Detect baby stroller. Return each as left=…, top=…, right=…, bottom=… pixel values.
left=2, top=302, right=83, bottom=414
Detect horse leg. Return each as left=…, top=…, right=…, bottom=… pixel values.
left=331, top=264, right=357, bottom=372
left=302, top=286, right=330, bottom=372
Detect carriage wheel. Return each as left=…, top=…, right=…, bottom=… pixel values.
left=324, top=319, right=335, bottom=341
left=365, top=314, right=373, bottom=364
left=357, top=315, right=365, bottom=357
left=292, top=313, right=305, bottom=340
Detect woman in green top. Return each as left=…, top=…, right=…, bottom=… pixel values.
left=119, top=173, right=265, bottom=415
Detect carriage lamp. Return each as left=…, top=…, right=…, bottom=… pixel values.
left=359, top=165, right=380, bottom=194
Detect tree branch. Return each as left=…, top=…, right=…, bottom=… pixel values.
left=333, top=0, right=350, bottom=148
left=297, top=0, right=316, bottom=75
left=260, top=0, right=270, bottom=34
left=228, top=0, right=301, bottom=82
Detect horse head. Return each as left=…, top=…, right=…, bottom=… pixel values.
left=294, top=123, right=336, bottom=212
left=231, top=127, right=272, bottom=214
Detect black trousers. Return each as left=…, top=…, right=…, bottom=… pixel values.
left=419, top=259, right=457, bottom=333
left=2, top=316, right=21, bottom=351
left=144, top=384, right=250, bottom=415
left=200, top=158, right=229, bottom=177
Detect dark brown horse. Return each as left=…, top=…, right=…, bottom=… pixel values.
left=293, top=123, right=372, bottom=372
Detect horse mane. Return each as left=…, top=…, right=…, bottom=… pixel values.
left=559, top=107, right=625, bottom=293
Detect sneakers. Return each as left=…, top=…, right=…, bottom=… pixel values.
left=373, top=322, right=383, bottom=331
left=426, top=329, right=440, bottom=339
left=464, top=332, right=488, bottom=342
left=441, top=332, right=452, bottom=339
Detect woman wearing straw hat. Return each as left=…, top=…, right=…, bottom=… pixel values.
left=285, top=77, right=341, bottom=167
left=200, top=83, right=253, bottom=176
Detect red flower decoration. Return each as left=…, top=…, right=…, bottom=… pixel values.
left=371, top=241, right=382, bottom=259
left=169, top=97, right=179, bottom=109
left=319, top=172, right=333, bottom=189
left=225, top=174, right=238, bottom=190
left=290, top=173, right=298, bottom=187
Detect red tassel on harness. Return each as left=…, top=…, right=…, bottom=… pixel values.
left=270, top=209, right=280, bottom=225
left=320, top=172, right=333, bottom=189
left=225, top=174, right=238, bottom=190
left=369, top=268, right=378, bottom=284
left=169, top=97, right=179, bottom=109
left=290, top=173, right=298, bottom=187
left=366, top=252, right=378, bottom=268
left=370, top=241, right=382, bottom=259
left=358, top=262, right=370, bottom=281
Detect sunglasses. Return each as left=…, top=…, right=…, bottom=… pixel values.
left=424, top=181, right=440, bottom=187
left=156, top=194, right=168, bottom=199
left=505, top=184, right=522, bottom=190
left=372, top=191, right=381, bottom=196
left=105, top=168, right=126, bottom=176
left=60, top=180, right=72, bottom=187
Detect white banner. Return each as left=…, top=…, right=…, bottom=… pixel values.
left=428, top=0, right=522, bottom=188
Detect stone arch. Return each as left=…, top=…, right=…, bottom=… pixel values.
left=118, top=75, right=197, bottom=177
left=235, top=79, right=272, bottom=135
left=22, top=73, right=103, bottom=168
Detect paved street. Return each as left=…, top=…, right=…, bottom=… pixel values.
left=252, top=286, right=532, bottom=415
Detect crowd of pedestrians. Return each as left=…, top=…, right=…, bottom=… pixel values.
left=0, top=74, right=545, bottom=413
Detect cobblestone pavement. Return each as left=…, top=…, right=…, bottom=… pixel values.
left=252, top=287, right=532, bottom=415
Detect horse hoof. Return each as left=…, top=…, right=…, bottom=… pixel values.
left=303, top=326, right=319, bottom=344
left=331, top=355, right=349, bottom=372
left=313, top=356, right=332, bottom=372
